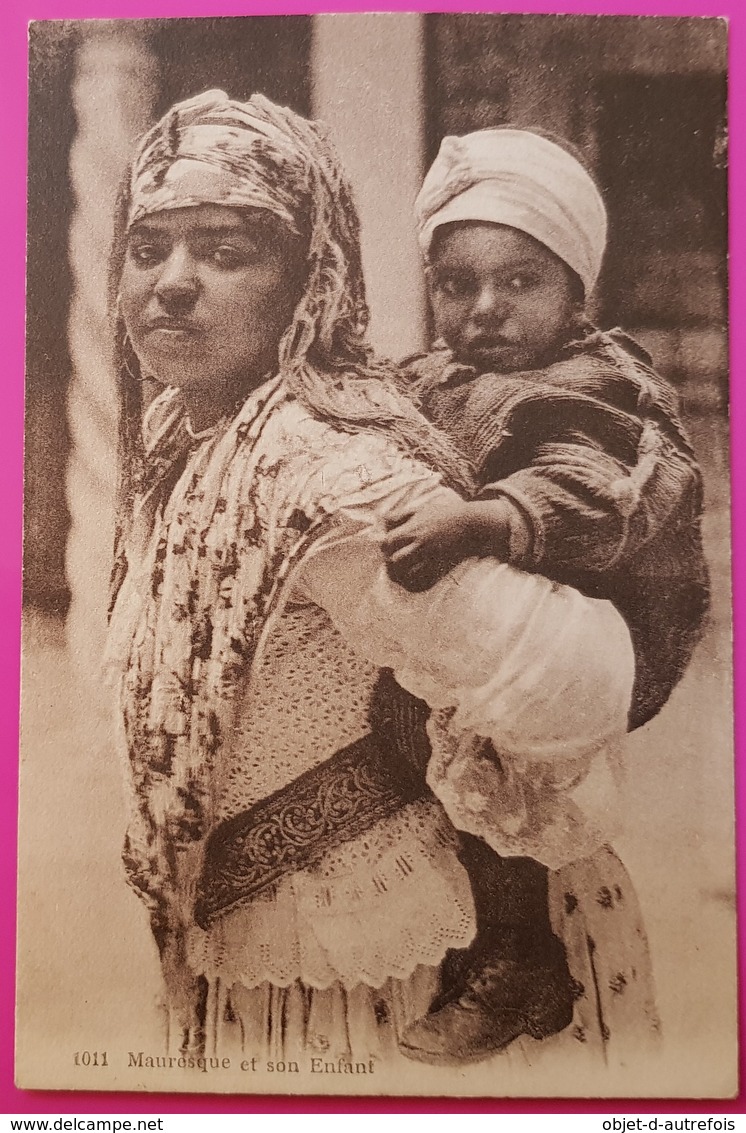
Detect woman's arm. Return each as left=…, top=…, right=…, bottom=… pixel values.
left=296, top=480, right=635, bottom=768
left=269, top=408, right=635, bottom=865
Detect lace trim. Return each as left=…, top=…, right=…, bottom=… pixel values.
left=188, top=800, right=476, bottom=990
left=195, top=732, right=428, bottom=928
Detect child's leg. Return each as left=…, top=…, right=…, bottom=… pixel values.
left=401, top=834, right=575, bottom=1064
left=460, top=834, right=561, bottom=963
left=368, top=672, right=575, bottom=1063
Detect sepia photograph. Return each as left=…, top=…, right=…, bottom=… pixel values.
left=16, top=10, right=734, bottom=1099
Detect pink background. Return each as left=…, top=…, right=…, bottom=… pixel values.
left=1, top=0, right=741, bottom=1115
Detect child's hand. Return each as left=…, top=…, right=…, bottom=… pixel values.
left=381, top=499, right=512, bottom=592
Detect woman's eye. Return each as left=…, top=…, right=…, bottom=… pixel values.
left=437, top=274, right=474, bottom=299
left=128, top=243, right=163, bottom=267
left=210, top=245, right=246, bottom=269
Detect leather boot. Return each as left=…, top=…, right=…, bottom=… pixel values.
left=400, top=934, right=574, bottom=1064
left=400, top=839, right=575, bottom=1065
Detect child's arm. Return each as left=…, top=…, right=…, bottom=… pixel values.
left=380, top=495, right=530, bottom=592
left=484, top=421, right=702, bottom=578
left=379, top=417, right=698, bottom=590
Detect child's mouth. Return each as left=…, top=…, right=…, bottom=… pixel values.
left=465, top=337, right=517, bottom=364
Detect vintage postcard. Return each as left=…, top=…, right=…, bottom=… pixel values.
left=16, top=11, right=735, bottom=1099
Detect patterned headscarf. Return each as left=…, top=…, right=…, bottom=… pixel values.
left=127, top=92, right=311, bottom=237
left=111, top=90, right=472, bottom=554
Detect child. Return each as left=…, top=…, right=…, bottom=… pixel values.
left=376, top=127, right=709, bottom=1064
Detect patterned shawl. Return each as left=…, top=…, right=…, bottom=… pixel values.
left=108, top=374, right=450, bottom=1019
left=107, top=91, right=473, bottom=1018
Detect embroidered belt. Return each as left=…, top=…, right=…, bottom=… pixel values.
left=195, top=682, right=432, bottom=929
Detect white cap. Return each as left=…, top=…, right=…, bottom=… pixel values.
left=416, top=128, right=607, bottom=295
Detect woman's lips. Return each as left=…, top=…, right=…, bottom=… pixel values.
left=145, top=320, right=203, bottom=342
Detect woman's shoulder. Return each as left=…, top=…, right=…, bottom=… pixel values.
left=270, top=388, right=442, bottom=498
left=274, top=378, right=425, bottom=455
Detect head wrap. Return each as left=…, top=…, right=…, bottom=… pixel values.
left=415, top=128, right=607, bottom=296
left=123, top=88, right=371, bottom=376
left=112, top=90, right=474, bottom=564
left=128, top=90, right=317, bottom=238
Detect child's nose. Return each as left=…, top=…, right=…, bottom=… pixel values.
left=472, top=284, right=509, bottom=324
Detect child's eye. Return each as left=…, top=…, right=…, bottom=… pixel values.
left=210, top=245, right=245, bottom=269
left=507, top=274, right=538, bottom=293
left=436, top=273, right=475, bottom=299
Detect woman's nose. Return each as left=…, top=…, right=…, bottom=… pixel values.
left=154, top=250, right=200, bottom=310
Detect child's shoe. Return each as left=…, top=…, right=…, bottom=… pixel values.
left=399, top=936, right=574, bottom=1065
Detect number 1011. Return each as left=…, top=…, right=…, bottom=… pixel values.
left=74, top=1051, right=108, bottom=1067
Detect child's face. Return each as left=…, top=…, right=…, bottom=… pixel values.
left=120, top=204, right=305, bottom=399
left=427, top=221, right=582, bottom=372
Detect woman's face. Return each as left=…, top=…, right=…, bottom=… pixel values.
left=120, top=204, right=306, bottom=406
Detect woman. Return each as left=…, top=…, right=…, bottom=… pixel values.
left=106, top=89, right=640, bottom=1069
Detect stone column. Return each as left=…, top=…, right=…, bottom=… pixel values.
left=311, top=13, right=427, bottom=360
left=65, top=24, right=158, bottom=681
